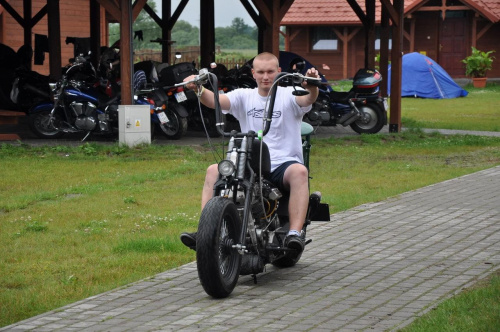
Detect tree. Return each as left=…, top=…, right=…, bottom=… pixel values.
left=108, top=11, right=255, bottom=51
left=231, top=18, right=251, bottom=35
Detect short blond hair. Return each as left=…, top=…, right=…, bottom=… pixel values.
left=253, top=52, right=279, bottom=68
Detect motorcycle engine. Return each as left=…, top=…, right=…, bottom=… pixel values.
left=251, top=180, right=282, bottom=229
left=308, top=100, right=331, bottom=123
left=71, top=102, right=97, bottom=131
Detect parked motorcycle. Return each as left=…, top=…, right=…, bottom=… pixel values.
left=134, top=60, right=189, bottom=140
left=27, top=55, right=165, bottom=140
left=177, top=69, right=330, bottom=298
left=280, top=52, right=387, bottom=134
left=157, top=61, right=227, bottom=137
left=310, top=68, right=388, bottom=134
left=10, top=67, right=51, bottom=112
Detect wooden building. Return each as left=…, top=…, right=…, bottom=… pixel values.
left=281, top=0, right=500, bottom=80
left=0, top=0, right=108, bottom=76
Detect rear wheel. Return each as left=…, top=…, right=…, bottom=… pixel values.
left=350, top=102, right=385, bottom=134
left=158, top=104, right=188, bottom=140
left=197, top=197, right=241, bottom=298
left=28, top=109, right=64, bottom=139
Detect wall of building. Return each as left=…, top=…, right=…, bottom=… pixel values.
left=1, top=0, right=107, bottom=76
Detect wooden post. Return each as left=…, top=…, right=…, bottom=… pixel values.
left=47, top=0, right=62, bottom=79
left=380, top=3, right=389, bottom=97
left=200, top=0, right=215, bottom=68
left=389, top=0, right=403, bottom=133
left=90, top=0, right=101, bottom=69
left=162, top=0, right=171, bottom=63
left=120, top=0, right=133, bottom=105
left=365, top=0, right=376, bottom=69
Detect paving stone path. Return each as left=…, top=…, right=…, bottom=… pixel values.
left=3, top=165, right=499, bottom=331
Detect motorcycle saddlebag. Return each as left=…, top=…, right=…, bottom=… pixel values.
left=159, top=62, right=198, bottom=86
left=353, top=68, right=382, bottom=95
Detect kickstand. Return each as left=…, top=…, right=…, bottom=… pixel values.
left=251, top=274, right=257, bottom=284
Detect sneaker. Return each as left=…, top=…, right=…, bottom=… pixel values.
left=180, top=232, right=197, bottom=250
left=284, top=233, right=305, bottom=255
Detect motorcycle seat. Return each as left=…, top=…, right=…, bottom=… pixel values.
left=329, top=90, right=354, bottom=103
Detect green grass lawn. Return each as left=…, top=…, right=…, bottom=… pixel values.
left=400, top=83, right=500, bottom=132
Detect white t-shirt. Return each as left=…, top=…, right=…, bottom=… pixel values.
left=224, top=87, right=312, bottom=172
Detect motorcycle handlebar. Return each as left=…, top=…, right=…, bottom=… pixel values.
left=174, top=68, right=210, bottom=87
left=289, top=72, right=322, bottom=87
left=179, top=69, right=319, bottom=138
left=261, top=72, right=320, bottom=137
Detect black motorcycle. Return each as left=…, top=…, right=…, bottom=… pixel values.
left=10, top=67, right=51, bottom=113
left=280, top=53, right=387, bottom=134
left=309, top=68, right=388, bottom=134
left=177, top=70, right=330, bottom=298
left=134, top=60, right=189, bottom=140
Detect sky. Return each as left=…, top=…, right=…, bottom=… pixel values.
left=153, top=0, right=256, bottom=28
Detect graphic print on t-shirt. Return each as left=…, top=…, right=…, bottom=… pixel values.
left=247, top=107, right=281, bottom=118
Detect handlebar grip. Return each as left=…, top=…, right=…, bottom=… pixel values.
left=305, top=78, right=322, bottom=87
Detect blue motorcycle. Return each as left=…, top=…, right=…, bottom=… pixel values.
left=27, top=55, right=172, bottom=140
left=280, top=51, right=388, bottom=134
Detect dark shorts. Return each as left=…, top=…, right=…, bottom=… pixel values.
left=268, top=160, right=302, bottom=193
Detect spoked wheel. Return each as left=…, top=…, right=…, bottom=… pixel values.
left=349, top=102, right=385, bottom=134
left=28, top=109, right=64, bottom=139
left=196, top=196, right=242, bottom=298
left=158, top=104, right=188, bottom=140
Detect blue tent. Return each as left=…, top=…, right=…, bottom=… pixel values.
left=388, top=52, right=468, bottom=99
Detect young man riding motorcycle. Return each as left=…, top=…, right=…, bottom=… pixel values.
left=180, top=52, right=319, bottom=256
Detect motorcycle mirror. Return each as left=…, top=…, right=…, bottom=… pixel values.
left=289, top=58, right=306, bottom=73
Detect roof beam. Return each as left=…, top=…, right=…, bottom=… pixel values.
left=96, top=0, right=121, bottom=22
left=346, top=0, right=367, bottom=23
left=240, top=0, right=264, bottom=27
left=379, top=0, right=400, bottom=26
left=251, top=0, right=272, bottom=25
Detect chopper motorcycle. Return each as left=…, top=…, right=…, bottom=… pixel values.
left=177, top=69, right=330, bottom=298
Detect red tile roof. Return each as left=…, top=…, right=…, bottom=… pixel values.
left=281, top=0, right=500, bottom=25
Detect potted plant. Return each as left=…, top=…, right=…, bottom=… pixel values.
left=462, top=47, right=495, bottom=88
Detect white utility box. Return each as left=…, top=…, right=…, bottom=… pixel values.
left=118, top=105, right=151, bottom=147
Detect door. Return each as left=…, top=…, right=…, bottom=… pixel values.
left=439, top=17, right=467, bottom=77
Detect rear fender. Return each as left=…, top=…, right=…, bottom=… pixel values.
left=170, top=102, right=189, bottom=118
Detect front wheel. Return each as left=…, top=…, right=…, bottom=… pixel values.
left=28, top=109, right=64, bottom=139
left=196, top=197, right=242, bottom=298
left=157, top=104, right=188, bottom=140
left=350, top=102, right=385, bottom=134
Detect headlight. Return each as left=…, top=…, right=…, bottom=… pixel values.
left=218, top=160, right=235, bottom=176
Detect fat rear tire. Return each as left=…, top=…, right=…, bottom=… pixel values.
left=196, top=197, right=241, bottom=298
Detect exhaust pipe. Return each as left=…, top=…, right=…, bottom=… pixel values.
left=338, top=109, right=360, bottom=126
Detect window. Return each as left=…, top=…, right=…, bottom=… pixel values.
left=311, top=27, right=338, bottom=51
left=375, top=27, right=392, bottom=50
